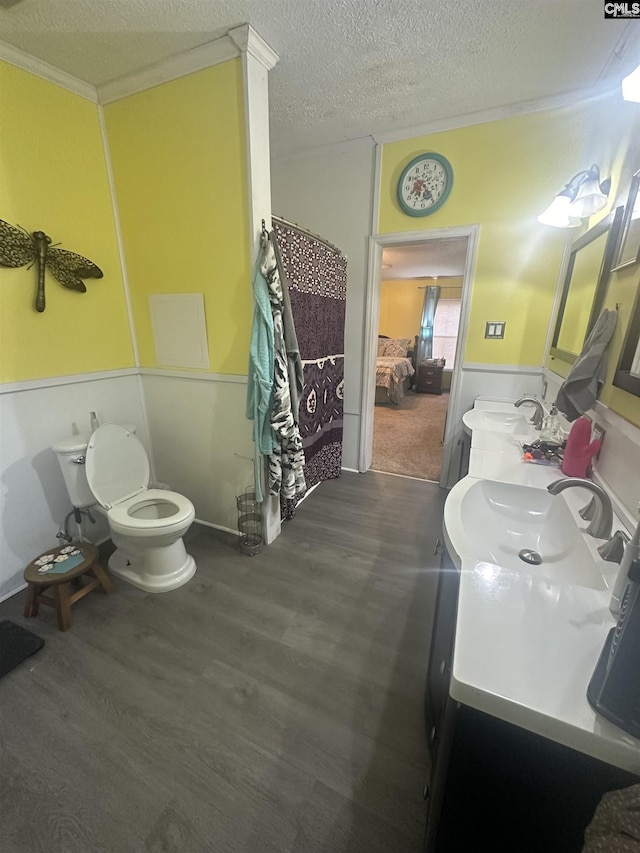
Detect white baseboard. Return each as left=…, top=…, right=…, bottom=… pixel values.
left=0, top=582, right=26, bottom=604
left=370, top=468, right=441, bottom=484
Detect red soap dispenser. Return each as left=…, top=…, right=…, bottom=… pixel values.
left=561, top=416, right=601, bottom=478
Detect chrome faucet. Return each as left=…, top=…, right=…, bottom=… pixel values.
left=547, top=478, right=613, bottom=540
left=515, top=396, right=545, bottom=430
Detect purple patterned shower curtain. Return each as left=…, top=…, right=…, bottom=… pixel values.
left=273, top=219, right=346, bottom=519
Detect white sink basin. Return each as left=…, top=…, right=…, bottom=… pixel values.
left=457, top=480, right=606, bottom=590
left=462, top=408, right=532, bottom=435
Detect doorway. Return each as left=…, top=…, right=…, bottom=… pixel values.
left=360, top=226, right=478, bottom=487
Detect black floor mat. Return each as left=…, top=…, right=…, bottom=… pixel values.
left=0, top=620, right=44, bottom=679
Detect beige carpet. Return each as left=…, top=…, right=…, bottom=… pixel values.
left=372, top=391, right=450, bottom=481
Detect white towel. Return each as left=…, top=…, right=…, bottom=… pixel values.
left=555, top=309, right=617, bottom=422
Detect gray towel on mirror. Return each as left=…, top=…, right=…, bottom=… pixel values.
left=272, top=233, right=304, bottom=424
left=555, top=309, right=617, bottom=422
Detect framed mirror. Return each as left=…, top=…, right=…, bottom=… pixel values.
left=612, top=169, right=640, bottom=272
left=613, top=287, right=640, bottom=398
left=550, top=206, right=623, bottom=365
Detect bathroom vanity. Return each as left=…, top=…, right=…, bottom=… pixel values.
left=425, top=399, right=640, bottom=851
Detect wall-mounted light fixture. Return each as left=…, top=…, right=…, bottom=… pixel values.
left=622, top=63, right=640, bottom=103
left=538, top=165, right=611, bottom=228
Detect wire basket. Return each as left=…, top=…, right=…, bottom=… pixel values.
left=236, top=488, right=263, bottom=556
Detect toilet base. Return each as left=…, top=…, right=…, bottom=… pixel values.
left=108, top=539, right=196, bottom=593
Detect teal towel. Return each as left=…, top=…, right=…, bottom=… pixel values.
left=246, top=250, right=277, bottom=500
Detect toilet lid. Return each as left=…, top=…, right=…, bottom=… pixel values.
left=85, top=424, right=150, bottom=509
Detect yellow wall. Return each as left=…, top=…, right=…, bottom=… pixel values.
left=103, top=60, right=250, bottom=375
left=379, top=108, right=601, bottom=366
left=379, top=95, right=640, bottom=428
left=379, top=276, right=462, bottom=339
left=379, top=278, right=423, bottom=339
left=0, top=61, right=134, bottom=382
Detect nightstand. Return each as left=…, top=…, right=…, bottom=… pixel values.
left=416, top=363, right=444, bottom=394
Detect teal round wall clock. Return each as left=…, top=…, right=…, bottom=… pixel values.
left=397, top=152, right=454, bottom=217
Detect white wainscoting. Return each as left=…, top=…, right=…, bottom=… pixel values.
left=0, top=368, right=257, bottom=602
left=141, top=373, right=255, bottom=535
left=0, top=372, right=150, bottom=601
left=444, top=363, right=543, bottom=487
left=456, top=363, right=542, bottom=417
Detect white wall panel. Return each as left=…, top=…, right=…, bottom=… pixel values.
left=271, top=141, right=375, bottom=470
left=141, top=374, right=254, bottom=533
left=456, top=365, right=542, bottom=420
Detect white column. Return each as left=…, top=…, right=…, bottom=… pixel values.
left=229, top=25, right=282, bottom=544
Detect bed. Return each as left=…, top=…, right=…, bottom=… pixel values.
left=375, top=337, right=415, bottom=404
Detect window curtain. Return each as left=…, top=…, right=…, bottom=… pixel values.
left=416, top=284, right=440, bottom=364
left=272, top=219, right=346, bottom=520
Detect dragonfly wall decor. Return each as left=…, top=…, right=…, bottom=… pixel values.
left=0, top=219, right=103, bottom=313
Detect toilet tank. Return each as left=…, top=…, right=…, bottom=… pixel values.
left=53, top=424, right=137, bottom=509
left=52, top=433, right=94, bottom=508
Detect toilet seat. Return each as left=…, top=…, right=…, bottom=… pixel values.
left=108, top=489, right=195, bottom=537
left=86, top=423, right=150, bottom=509
left=85, top=425, right=195, bottom=539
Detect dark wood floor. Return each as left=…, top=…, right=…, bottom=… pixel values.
left=0, top=471, right=445, bottom=853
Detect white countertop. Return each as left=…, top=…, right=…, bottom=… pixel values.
left=444, top=399, right=640, bottom=775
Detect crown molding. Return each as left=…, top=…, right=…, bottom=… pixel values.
left=0, top=27, right=275, bottom=106
left=97, top=34, right=240, bottom=104
left=372, top=83, right=618, bottom=146
left=228, top=24, right=279, bottom=70
left=0, top=38, right=97, bottom=102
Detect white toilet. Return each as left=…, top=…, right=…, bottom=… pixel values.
left=53, top=424, right=196, bottom=593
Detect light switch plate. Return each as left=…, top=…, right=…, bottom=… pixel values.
left=485, top=321, right=506, bottom=339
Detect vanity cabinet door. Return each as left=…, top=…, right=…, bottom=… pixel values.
left=424, top=542, right=460, bottom=852
left=429, top=705, right=639, bottom=852
left=425, top=543, right=460, bottom=751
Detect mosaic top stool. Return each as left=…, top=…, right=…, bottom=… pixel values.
left=23, top=543, right=114, bottom=631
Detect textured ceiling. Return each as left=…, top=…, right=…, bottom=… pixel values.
left=1, top=0, right=638, bottom=156
left=382, top=239, right=468, bottom=280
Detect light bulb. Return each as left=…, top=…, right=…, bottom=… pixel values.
left=622, top=63, right=640, bottom=103
left=538, top=194, right=581, bottom=228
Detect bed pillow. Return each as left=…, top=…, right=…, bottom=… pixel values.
left=377, top=339, right=386, bottom=356
left=381, top=338, right=411, bottom=357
